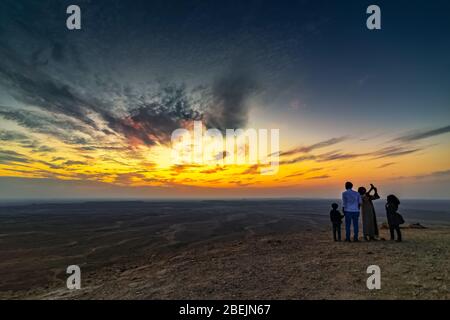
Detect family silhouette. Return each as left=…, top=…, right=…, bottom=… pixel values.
left=330, top=182, right=404, bottom=242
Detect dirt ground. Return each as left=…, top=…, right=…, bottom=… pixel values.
left=1, top=201, right=448, bottom=300
left=5, top=226, right=447, bottom=300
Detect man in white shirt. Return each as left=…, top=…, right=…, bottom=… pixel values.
left=342, top=181, right=362, bottom=242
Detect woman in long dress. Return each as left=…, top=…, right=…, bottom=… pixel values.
left=358, top=184, right=380, bottom=241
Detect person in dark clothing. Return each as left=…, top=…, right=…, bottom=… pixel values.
left=386, top=194, right=402, bottom=242
left=330, top=203, right=344, bottom=241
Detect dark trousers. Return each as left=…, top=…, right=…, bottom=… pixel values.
left=389, top=224, right=402, bottom=241
left=344, top=211, right=359, bottom=241
left=332, top=223, right=341, bottom=241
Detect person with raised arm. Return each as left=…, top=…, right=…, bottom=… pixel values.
left=358, top=184, right=380, bottom=241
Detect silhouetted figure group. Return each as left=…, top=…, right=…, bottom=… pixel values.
left=330, top=181, right=404, bottom=242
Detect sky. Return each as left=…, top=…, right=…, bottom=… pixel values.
left=0, top=0, right=449, bottom=199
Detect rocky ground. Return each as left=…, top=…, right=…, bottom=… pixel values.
left=4, top=226, right=448, bottom=300
left=1, top=201, right=448, bottom=300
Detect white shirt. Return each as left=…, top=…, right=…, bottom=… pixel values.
left=342, top=189, right=361, bottom=212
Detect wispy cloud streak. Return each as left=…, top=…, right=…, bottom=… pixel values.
left=394, top=125, right=450, bottom=142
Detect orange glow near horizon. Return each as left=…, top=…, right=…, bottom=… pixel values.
left=1, top=118, right=449, bottom=195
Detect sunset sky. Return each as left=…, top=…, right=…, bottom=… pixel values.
left=0, top=0, right=449, bottom=199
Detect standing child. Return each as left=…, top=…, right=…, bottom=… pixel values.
left=330, top=203, right=344, bottom=241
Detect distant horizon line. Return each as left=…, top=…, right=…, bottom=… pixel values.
left=1, top=196, right=450, bottom=204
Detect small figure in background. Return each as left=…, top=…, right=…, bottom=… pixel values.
left=330, top=203, right=344, bottom=241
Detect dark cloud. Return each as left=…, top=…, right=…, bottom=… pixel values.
left=285, top=167, right=323, bottom=178
left=241, top=164, right=260, bottom=175
left=200, top=167, right=226, bottom=174
left=371, top=146, right=422, bottom=159
left=1, top=39, right=257, bottom=149
left=205, top=66, right=258, bottom=131
left=0, top=167, right=66, bottom=179
left=414, top=169, right=450, bottom=179
left=114, top=172, right=147, bottom=185
left=279, top=144, right=422, bottom=165
left=78, top=145, right=127, bottom=151
left=31, top=145, right=56, bottom=153
left=0, top=149, right=30, bottom=164
left=215, top=151, right=229, bottom=161
left=394, top=169, right=450, bottom=181
left=79, top=146, right=96, bottom=151
left=100, top=156, right=132, bottom=167
left=63, top=160, right=88, bottom=166
left=0, top=130, right=51, bottom=153
left=394, top=125, right=450, bottom=142
left=280, top=154, right=317, bottom=165
left=116, top=85, right=203, bottom=146
left=0, top=106, right=97, bottom=145
left=285, top=171, right=306, bottom=178
left=1, top=42, right=199, bottom=147
left=377, top=162, right=396, bottom=168
left=0, top=130, right=29, bottom=142
left=115, top=74, right=256, bottom=145
left=306, top=174, right=330, bottom=180
left=0, top=4, right=262, bottom=150
left=318, top=151, right=368, bottom=162
left=36, top=160, right=62, bottom=170
left=280, top=136, right=347, bottom=156
left=0, top=49, right=100, bottom=129
left=114, top=172, right=176, bottom=186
